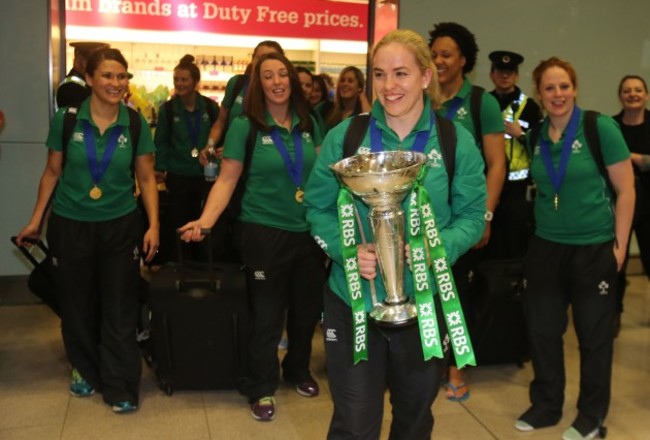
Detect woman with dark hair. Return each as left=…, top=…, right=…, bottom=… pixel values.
left=516, top=57, right=634, bottom=440
left=295, top=65, right=314, bottom=101
left=310, top=73, right=334, bottom=131
left=326, top=65, right=371, bottom=131
left=154, top=54, right=219, bottom=260
left=16, top=47, right=159, bottom=414
left=612, top=75, right=650, bottom=335
left=199, top=40, right=284, bottom=165
left=180, top=52, right=326, bottom=422
left=429, top=21, right=506, bottom=401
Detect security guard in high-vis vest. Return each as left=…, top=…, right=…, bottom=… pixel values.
left=56, top=42, right=109, bottom=109
left=486, top=50, right=543, bottom=259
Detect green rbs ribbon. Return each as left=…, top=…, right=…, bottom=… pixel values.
left=412, top=184, right=476, bottom=368
left=407, top=189, right=443, bottom=361
left=336, top=188, right=368, bottom=364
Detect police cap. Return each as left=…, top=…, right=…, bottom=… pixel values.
left=70, top=41, right=109, bottom=58
left=489, top=50, right=524, bottom=72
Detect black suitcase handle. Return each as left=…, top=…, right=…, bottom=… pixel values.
left=10, top=236, right=50, bottom=268
left=175, top=228, right=218, bottom=292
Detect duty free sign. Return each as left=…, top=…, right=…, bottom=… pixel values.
left=66, top=0, right=368, bottom=40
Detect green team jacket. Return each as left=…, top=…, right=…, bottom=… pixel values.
left=154, top=93, right=217, bottom=177
left=304, top=97, right=487, bottom=311
left=46, top=99, right=155, bottom=222
left=530, top=112, right=630, bottom=245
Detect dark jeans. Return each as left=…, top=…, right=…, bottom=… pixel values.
left=523, top=236, right=617, bottom=425
left=322, top=287, right=447, bottom=440
left=238, top=223, right=326, bottom=402
left=47, top=210, right=143, bottom=405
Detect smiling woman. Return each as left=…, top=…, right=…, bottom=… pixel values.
left=153, top=54, right=220, bottom=262
left=16, top=46, right=159, bottom=415
left=515, top=57, right=635, bottom=439
left=325, top=65, right=371, bottom=131
left=179, top=51, right=327, bottom=423
left=303, top=29, right=487, bottom=439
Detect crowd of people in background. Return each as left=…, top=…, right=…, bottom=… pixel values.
left=14, top=19, right=647, bottom=440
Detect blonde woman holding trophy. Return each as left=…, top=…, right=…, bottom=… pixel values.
left=304, top=30, right=486, bottom=439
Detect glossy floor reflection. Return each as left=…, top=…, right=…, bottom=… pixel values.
left=1, top=277, right=649, bottom=440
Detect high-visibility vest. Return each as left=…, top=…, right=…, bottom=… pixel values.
left=503, top=92, right=531, bottom=180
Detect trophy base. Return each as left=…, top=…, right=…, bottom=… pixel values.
left=369, top=301, right=418, bottom=327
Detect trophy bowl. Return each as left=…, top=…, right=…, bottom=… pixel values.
left=331, top=151, right=428, bottom=326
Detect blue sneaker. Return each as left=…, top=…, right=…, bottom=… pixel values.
left=69, top=369, right=94, bottom=397
left=112, top=401, right=138, bottom=414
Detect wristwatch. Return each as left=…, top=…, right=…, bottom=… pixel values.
left=484, top=210, right=494, bottom=222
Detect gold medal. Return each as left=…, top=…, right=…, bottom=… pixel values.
left=191, top=148, right=199, bottom=158
left=89, top=186, right=102, bottom=200
left=295, top=188, right=304, bottom=203
left=554, top=193, right=559, bottom=211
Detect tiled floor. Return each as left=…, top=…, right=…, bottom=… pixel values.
left=1, top=277, right=649, bottom=440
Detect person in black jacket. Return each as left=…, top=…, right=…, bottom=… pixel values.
left=56, top=41, right=109, bottom=109
left=613, top=74, right=650, bottom=336
left=485, top=50, right=542, bottom=259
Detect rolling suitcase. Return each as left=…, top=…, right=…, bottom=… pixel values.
left=471, top=258, right=529, bottom=366
left=148, top=230, right=249, bottom=395
left=10, top=236, right=60, bottom=316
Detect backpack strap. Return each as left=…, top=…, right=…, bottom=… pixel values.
left=584, top=110, right=616, bottom=202
left=434, top=113, right=457, bottom=204
left=126, top=106, right=142, bottom=175
left=41, top=107, right=80, bottom=234
left=61, top=107, right=79, bottom=169
left=203, top=95, right=219, bottom=125
left=470, top=85, right=484, bottom=150
left=164, top=99, right=175, bottom=134
left=222, top=74, right=248, bottom=110
left=342, top=113, right=371, bottom=158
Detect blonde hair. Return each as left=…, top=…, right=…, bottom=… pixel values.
left=372, top=29, right=441, bottom=109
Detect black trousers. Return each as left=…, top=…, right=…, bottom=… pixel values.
left=166, top=172, right=240, bottom=262
left=238, top=223, right=326, bottom=402
left=484, top=179, right=534, bottom=260
left=617, top=176, right=650, bottom=312
left=47, top=210, right=143, bottom=405
left=522, top=236, right=617, bottom=425
left=323, top=287, right=448, bottom=440
left=165, top=173, right=211, bottom=261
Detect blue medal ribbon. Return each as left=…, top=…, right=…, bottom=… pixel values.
left=539, top=106, right=582, bottom=209
left=269, top=123, right=304, bottom=191
left=82, top=120, right=124, bottom=187
left=444, top=96, right=464, bottom=120
left=182, top=104, right=202, bottom=149
left=369, top=111, right=435, bottom=153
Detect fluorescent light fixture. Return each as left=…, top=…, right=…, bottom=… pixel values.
left=67, top=26, right=324, bottom=50
left=320, top=39, right=368, bottom=54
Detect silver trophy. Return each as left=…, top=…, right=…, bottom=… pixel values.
left=331, top=151, right=428, bottom=326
